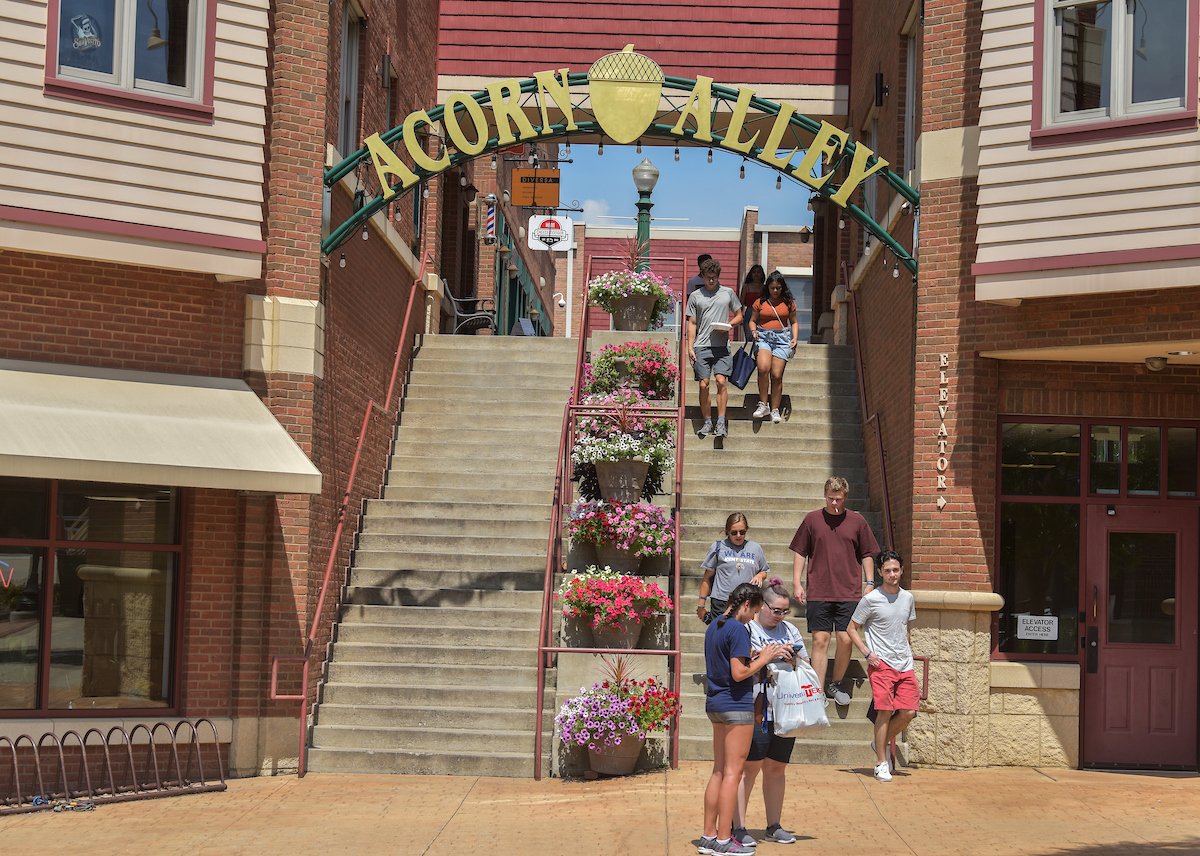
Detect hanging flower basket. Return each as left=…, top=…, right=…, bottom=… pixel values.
left=586, top=269, right=673, bottom=330
left=556, top=566, right=673, bottom=635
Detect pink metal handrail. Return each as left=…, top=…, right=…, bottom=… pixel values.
left=533, top=255, right=688, bottom=780
left=269, top=252, right=431, bottom=777
left=842, top=261, right=895, bottom=551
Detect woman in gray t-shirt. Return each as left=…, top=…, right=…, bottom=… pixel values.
left=697, top=512, right=770, bottom=623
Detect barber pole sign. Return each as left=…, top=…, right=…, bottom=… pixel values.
left=485, top=203, right=496, bottom=244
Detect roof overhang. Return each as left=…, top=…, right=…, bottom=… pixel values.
left=0, top=360, right=322, bottom=494
left=979, top=339, right=1200, bottom=366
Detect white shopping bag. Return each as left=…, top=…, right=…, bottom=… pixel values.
left=767, top=660, right=830, bottom=736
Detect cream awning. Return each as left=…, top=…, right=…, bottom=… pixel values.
left=0, top=359, right=321, bottom=494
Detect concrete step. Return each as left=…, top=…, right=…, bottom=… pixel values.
left=392, top=425, right=565, bottom=445
left=677, top=507, right=869, bottom=527
left=314, top=704, right=548, bottom=731
left=402, top=397, right=568, bottom=417
left=352, top=550, right=548, bottom=573
left=335, top=623, right=542, bottom=647
left=383, top=470, right=555, bottom=490
left=306, top=747, right=546, bottom=777
left=364, top=498, right=553, bottom=521
left=417, top=335, right=579, bottom=352
left=320, top=680, right=551, bottom=708
left=326, top=662, right=546, bottom=687
left=675, top=711, right=878, bottom=742
left=685, top=393, right=859, bottom=414
left=678, top=735, right=902, bottom=767
left=683, top=448, right=869, bottom=468
left=406, top=367, right=576, bottom=386
left=311, top=724, right=551, bottom=755
left=389, top=441, right=562, bottom=463
left=329, top=643, right=537, bottom=666
left=360, top=517, right=549, bottom=539
left=355, top=531, right=549, bottom=554
left=396, top=411, right=566, bottom=431
left=683, top=464, right=867, bottom=483
left=384, top=454, right=562, bottom=475
left=682, top=428, right=866, bottom=447
left=336, top=603, right=542, bottom=627
left=340, top=585, right=545, bottom=609
left=379, top=485, right=552, bottom=505
left=682, top=477, right=866, bottom=496
left=345, top=568, right=546, bottom=590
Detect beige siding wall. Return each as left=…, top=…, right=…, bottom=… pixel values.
left=976, top=0, right=1200, bottom=297
left=0, top=0, right=267, bottom=246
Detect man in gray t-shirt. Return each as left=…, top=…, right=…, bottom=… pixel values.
left=847, top=549, right=917, bottom=783
left=685, top=257, right=742, bottom=439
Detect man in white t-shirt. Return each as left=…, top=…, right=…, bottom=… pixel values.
left=847, top=549, right=917, bottom=783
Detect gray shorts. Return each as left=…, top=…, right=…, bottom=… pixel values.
left=707, top=709, right=756, bottom=725
left=694, top=346, right=732, bottom=380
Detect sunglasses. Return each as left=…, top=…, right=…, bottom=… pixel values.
left=729, top=528, right=747, bottom=536
left=767, top=606, right=789, bottom=616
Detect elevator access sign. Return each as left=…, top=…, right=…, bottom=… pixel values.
left=528, top=215, right=573, bottom=251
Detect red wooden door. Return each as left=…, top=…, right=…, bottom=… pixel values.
left=1083, top=505, right=1198, bottom=768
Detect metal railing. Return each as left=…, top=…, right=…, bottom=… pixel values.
left=1, top=719, right=226, bottom=814
left=843, top=261, right=895, bottom=551
left=269, top=252, right=431, bottom=777
left=533, top=256, right=688, bottom=779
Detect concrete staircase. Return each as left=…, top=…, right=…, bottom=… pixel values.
left=306, top=335, right=578, bottom=777
left=676, top=343, right=898, bottom=767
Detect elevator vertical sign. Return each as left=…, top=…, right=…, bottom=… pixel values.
left=936, top=353, right=949, bottom=510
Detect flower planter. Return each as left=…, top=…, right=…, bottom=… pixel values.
left=610, top=295, right=658, bottom=331
left=593, top=543, right=643, bottom=574
left=595, top=459, right=650, bottom=503
left=587, top=732, right=646, bottom=776
left=592, top=615, right=644, bottom=649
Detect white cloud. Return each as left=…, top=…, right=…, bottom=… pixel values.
left=581, top=198, right=610, bottom=223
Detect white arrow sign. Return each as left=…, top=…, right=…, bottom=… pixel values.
left=936, top=495, right=948, bottom=510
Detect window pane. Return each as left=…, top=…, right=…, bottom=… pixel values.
left=1089, top=425, right=1121, bottom=494
left=0, top=477, right=49, bottom=539
left=50, top=549, right=173, bottom=709
left=998, top=502, right=1080, bottom=655
left=0, top=549, right=46, bottom=709
left=58, top=0, right=117, bottom=76
left=135, top=0, right=191, bottom=88
left=1166, top=427, right=1197, bottom=496
left=58, top=483, right=180, bottom=544
left=1130, top=0, right=1188, bottom=104
left=1001, top=423, right=1081, bottom=496
left=1127, top=426, right=1161, bottom=495
left=1059, top=2, right=1112, bottom=113
left=1108, top=531, right=1175, bottom=644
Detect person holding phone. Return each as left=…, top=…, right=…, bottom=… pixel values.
left=697, top=513, right=769, bottom=624
left=731, top=578, right=807, bottom=847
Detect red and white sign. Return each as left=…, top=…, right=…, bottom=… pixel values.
left=528, top=215, right=573, bottom=251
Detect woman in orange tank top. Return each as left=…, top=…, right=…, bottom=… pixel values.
left=747, top=271, right=800, bottom=424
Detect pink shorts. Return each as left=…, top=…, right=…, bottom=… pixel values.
left=868, top=662, right=920, bottom=711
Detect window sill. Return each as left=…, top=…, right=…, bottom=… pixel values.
left=1031, top=110, right=1198, bottom=147
left=44, top=75, right=214, bottom=123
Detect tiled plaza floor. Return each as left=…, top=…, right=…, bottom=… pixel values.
left=3, top=762, right=1199, bottom=855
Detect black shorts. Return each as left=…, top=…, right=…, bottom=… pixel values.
left=703, top=597, right=728, bottom=625
left=747, top=718, right=795, bottom=763
left=806, top=600, right=857, bottom=633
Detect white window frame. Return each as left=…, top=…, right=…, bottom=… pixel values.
left=338, top=5, right=362, bottom=158
left=1044, top=0, right=1189, bottom=129
left=55, top=0, right=204, bottom=100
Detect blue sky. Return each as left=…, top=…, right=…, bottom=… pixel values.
left=557, top=144, right=816, bottom=230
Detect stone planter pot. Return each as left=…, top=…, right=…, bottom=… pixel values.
left=591, top=615, right=645, bottom=649
left=587, top=732, right=646, bottom=775
left=593, top=543, right=643, bottom=574
left=610, top=295, right=657, bottom=331
left=595, top=459, right=650, bottom=503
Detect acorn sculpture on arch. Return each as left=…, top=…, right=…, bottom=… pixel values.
left=587, top=45, right=665, bottom=145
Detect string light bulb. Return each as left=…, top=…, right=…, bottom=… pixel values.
left=863, top=234, right=872, bottom=256
left=339, top=252, right=346, bottom=268
left=776, top=175, right=782, bottom=190
left=637, top=140, right=642, bottom=153
left=838, top=213, right=846, bottom=230
left=422, top=185, right=429, bottom=199
left=362, top=223, right=368, bottom=240
left=460, top=173, right=467, bottom=186
left=564, top=141, right=571, bottom=157
left=893, top=262, right=900, bottom=278
left=490, top=153, right=497, bottom=170
left=707, top=147, right=713, bottom=164
left=740, top=161, right=746, bottom=179
left=674, top=145, right=680, bottom=162
left=598, top=140, right=604, bottom=156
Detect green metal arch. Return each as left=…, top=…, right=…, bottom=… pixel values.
left=323, top=73, right=919, bottom=275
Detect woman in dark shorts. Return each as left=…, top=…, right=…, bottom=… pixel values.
left=700, top=584, right=790, bottom=855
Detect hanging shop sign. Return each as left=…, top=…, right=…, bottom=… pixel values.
left=512, top=168, right=561, bottom=207
left=528, top=215, right=572, bottom=251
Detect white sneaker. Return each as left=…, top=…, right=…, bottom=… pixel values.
left=752, top=401, right=770, bottom=419
left=770, top=408, right=781, bottom=424
left=874, top=761, right=892, bottom=782
left=870, top=739, right=896, bottom=771
left=830, top=682, right=851, bottom=706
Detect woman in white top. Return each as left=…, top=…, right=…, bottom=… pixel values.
left=731, top=578, right=808, bottom=847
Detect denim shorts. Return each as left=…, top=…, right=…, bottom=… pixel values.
left=707, top=709, right=756, bottom=725
left=755, top=328, right=793, bottom=361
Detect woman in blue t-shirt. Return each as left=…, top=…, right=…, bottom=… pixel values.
left=700, top=583, right=790, bottom=855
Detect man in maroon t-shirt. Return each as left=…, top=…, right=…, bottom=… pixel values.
left=790, top=476, right=880, bottom=705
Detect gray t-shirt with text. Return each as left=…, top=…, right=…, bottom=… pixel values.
left=687, top=286, right=741, bottom=349
left=702, top=538, right=769, bottom=600
left=851, top=587, right=916, bottom=672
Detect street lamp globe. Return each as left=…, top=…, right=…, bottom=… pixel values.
left=632, top=158, right=660, bottom=193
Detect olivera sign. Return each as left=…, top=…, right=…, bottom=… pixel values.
left=363, top=46, right=890, bottom=210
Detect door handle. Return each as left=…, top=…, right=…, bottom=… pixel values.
left=1092, top=585, right=1098, bottom=621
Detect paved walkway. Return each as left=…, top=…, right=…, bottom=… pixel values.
left=4, top=763, right=1199, bottom=855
